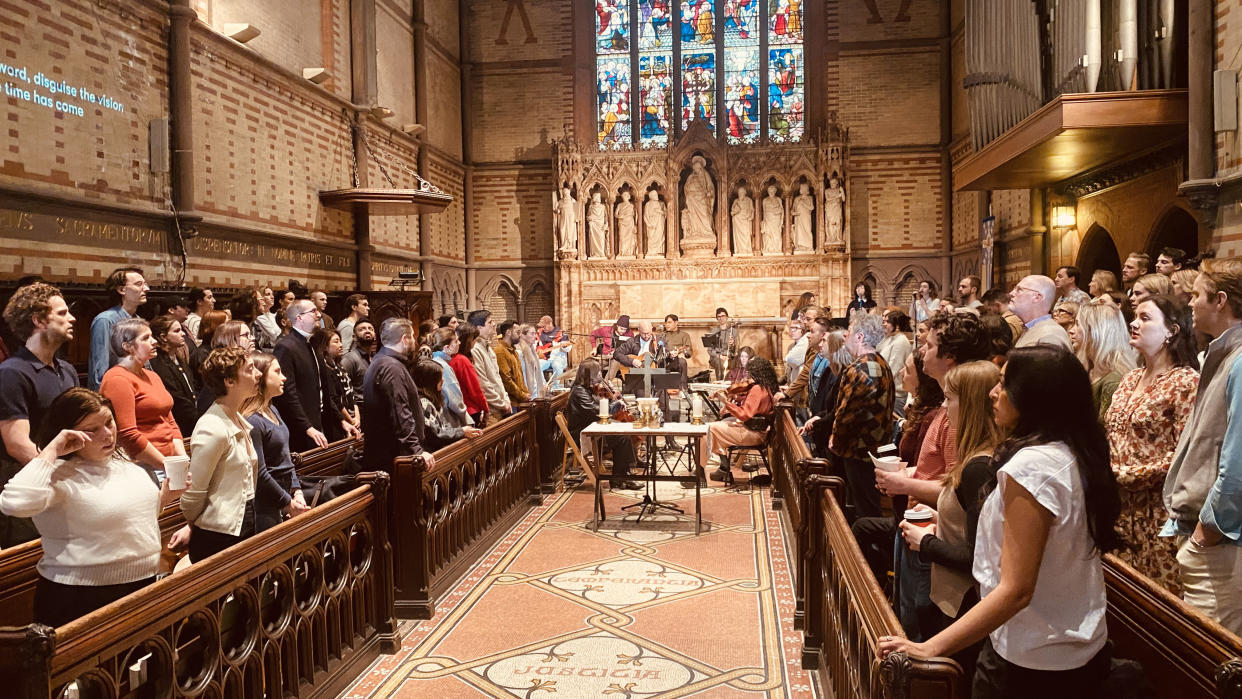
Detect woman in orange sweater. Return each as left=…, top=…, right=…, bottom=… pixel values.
left=99, top=318, right=185, bottom=470
left=704, top=356, right=778, bottom=485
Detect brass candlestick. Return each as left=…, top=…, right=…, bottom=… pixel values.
left=691, top=415, right=705, bottom=425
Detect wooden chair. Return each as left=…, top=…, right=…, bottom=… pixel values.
left=553, top=412, right=604, bottom=528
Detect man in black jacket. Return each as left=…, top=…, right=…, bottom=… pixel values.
left=362, top=318, right=431, bottom=471
left=273, top=299, right=328, bottom=452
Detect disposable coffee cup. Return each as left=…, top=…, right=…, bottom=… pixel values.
left=164, top=456, right=190, bottom=491
left=904, top=509, right=934, bottom=527
left=870, top=452, right=905, bottom=472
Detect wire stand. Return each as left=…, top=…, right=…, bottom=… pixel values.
left=620, top=435, right=685, bottom=520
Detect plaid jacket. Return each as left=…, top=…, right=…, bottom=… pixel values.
left=830, top=352, right=896, bottom=460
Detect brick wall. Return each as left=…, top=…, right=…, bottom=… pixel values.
left=835, top=50, right=942, bottom=148
left=849, top=152, right=945, bottom=251
left=0, top=0, right=168, bottom=210
left=377, top=0, right=416, bottom=129
left=469, top=164, right=555, bottom=263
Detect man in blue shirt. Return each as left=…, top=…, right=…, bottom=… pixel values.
left=0, top=282, right=79, bottom=546
left=88, top=266, right=148, bottom=389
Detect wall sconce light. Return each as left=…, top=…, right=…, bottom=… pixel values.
left=302, top=68, right=331, bottom=84
left=401, top=123, right=426, bottom=137
left=1051, top=205, right=1076, bottom=229
left=223, top=23, right=261, bottom=43
left=370, top=106, right=395, bottom=119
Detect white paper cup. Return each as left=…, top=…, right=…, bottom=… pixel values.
left=164, top=456, right=190, bottom=491
left=904, top=509, right=934, bottom=527
left=870, top=454, right=905, bottom=472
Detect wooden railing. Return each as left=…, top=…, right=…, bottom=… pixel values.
left=772, top=404, right=822, bottom=634
left=0, top=437, right=363, bottom=628
left=1103, top=554, right=1242, bottom=699
left=771, top=410, right=1242, bottom=698
left=389, top=407, right=543, bottom=618
left=0, top=473, right=397, bottom=699
left=525, top=392, right=571, bottom=490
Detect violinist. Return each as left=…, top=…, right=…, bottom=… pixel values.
left=704, top=356, right=778, bottom=485
left=566, top=358, right=640, bottom=490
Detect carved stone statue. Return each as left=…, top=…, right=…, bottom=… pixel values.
left=824, top=175, right=845, bottom=247
left=680, top=155, right=716, bottom=248
left=615, top=190, right=638, bottom=257
left=731, top=185, right=754, bottom=256
left=552, top=186, right=577, bottom=254
left=643, top=189, right=666, bottom=257
left=792, top=182, right=815, bottom=253
left=587, top=191, right=608, bottom=258
left=761, top=185, right=784, bottom=255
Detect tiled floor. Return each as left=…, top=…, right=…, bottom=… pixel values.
left=340, top=473, right=815, bottom=698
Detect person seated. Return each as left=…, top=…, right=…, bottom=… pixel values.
left=241, top=353, right=311, bottom=533
left=412, top=359, right=482, bottom=452
left=565, top=358, right=640, bottom=490
left=705, top=356, right=778, bottom=485
left=0, top=388, right=180, bottom=627
left=99, top=318, right=186, bottom=472
left=725, top=346, right=754, bottom=383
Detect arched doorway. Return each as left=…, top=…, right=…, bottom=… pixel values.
left=1075, top=223, right=1121, bottom=285
left=1146, top=206, right=1200, bottom=261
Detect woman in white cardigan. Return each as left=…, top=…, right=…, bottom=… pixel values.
left=181, top=346, right=262, bottom=562
left=0, top=388, right=179, bottom=626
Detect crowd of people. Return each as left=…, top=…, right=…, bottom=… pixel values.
left=3, top=245, right=1240, bottom=695
left=758, top=247, right=1235, bottom=696
left=0, top=269, right=582, bottom=627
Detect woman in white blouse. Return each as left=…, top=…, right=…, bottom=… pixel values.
left=0, top=388, right=179, bottom=626
left=879, top=344, right=1121, bottom=697
left=181, top=346, right=262, bottom=563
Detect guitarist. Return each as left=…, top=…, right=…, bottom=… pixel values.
left=536, top=315, right=572, bottom=386
left=613, top=321, right=680, bottom=450
left=659, top=314, right=692, bottom=391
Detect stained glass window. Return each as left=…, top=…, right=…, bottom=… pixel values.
left=638, top=0, right=672, bottom=49
left=767, top=0, right=803, bottom=44
left=639, top=53, right=672, bottom=146
left=681, top=52, right=715, bottom=131
left=768, top=45, right=803, bottom=142
left=592, top=0, right=804, bottom=148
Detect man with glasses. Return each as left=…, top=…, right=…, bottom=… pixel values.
left=274, top=299, right=329, bottom=452
left=1009, top=275, right=1072, bottom=350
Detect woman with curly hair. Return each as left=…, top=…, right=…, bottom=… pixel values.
left=705, top=356, right=778, bottom=485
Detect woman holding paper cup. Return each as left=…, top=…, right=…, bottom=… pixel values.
left=181, top=346, right=262, bottom=562
left=241, top=352, right=311, bottom=533
left=99, top=318, right=186, bottom=472
left=0, top=388, right=179, bottom=626
left=879, top=345, right=1121, bottom=697
left=897, top=360, right=1001, bottom=679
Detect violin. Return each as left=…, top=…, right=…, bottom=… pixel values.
left=591, top=381, right=635, bottom=422
left=711, top=379, right=754, bottom=407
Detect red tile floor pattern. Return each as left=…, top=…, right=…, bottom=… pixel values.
left=339, top=478, right=817, bottom=698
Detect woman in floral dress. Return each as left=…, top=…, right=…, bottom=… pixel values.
left=1105, top=294, right=1200, bottom=593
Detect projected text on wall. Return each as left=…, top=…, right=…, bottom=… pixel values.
left=1, top=61, right=125, bottom=118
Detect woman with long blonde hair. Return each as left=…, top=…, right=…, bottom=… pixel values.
left=1068, top=301, right=1137, bottom=421
left=899, top=360, right=1001, bottom=679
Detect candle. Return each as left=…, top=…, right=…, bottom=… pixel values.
left=692, top=395, right=703, bottom=418
left=599, top=397, right=609, bottom=418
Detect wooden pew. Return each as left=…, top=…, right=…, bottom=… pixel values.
left=389, top=407, right=543, bottom=619
left=0, top=473, right=398, bottom=699
left=1103, top=554, right=1242, bottom=699
left=0, top=437, right=364, bottom=627
left=525, top=392, right=572, bottom=491
left=770, top=404, right=816, bottom=629
left=770, top=413, right=1242, bottom=698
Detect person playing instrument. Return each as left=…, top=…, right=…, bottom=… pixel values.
left=707, top=307, right=740, bottom=380
left=704, top=356, right=778, bottom=484
left=612, top=321, right=666, bottom=395
left=565, top=358, right=640, bottom=490
left=659, top=314, right=692, bottom=391
left=536, top=315, right=573, bottom=387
